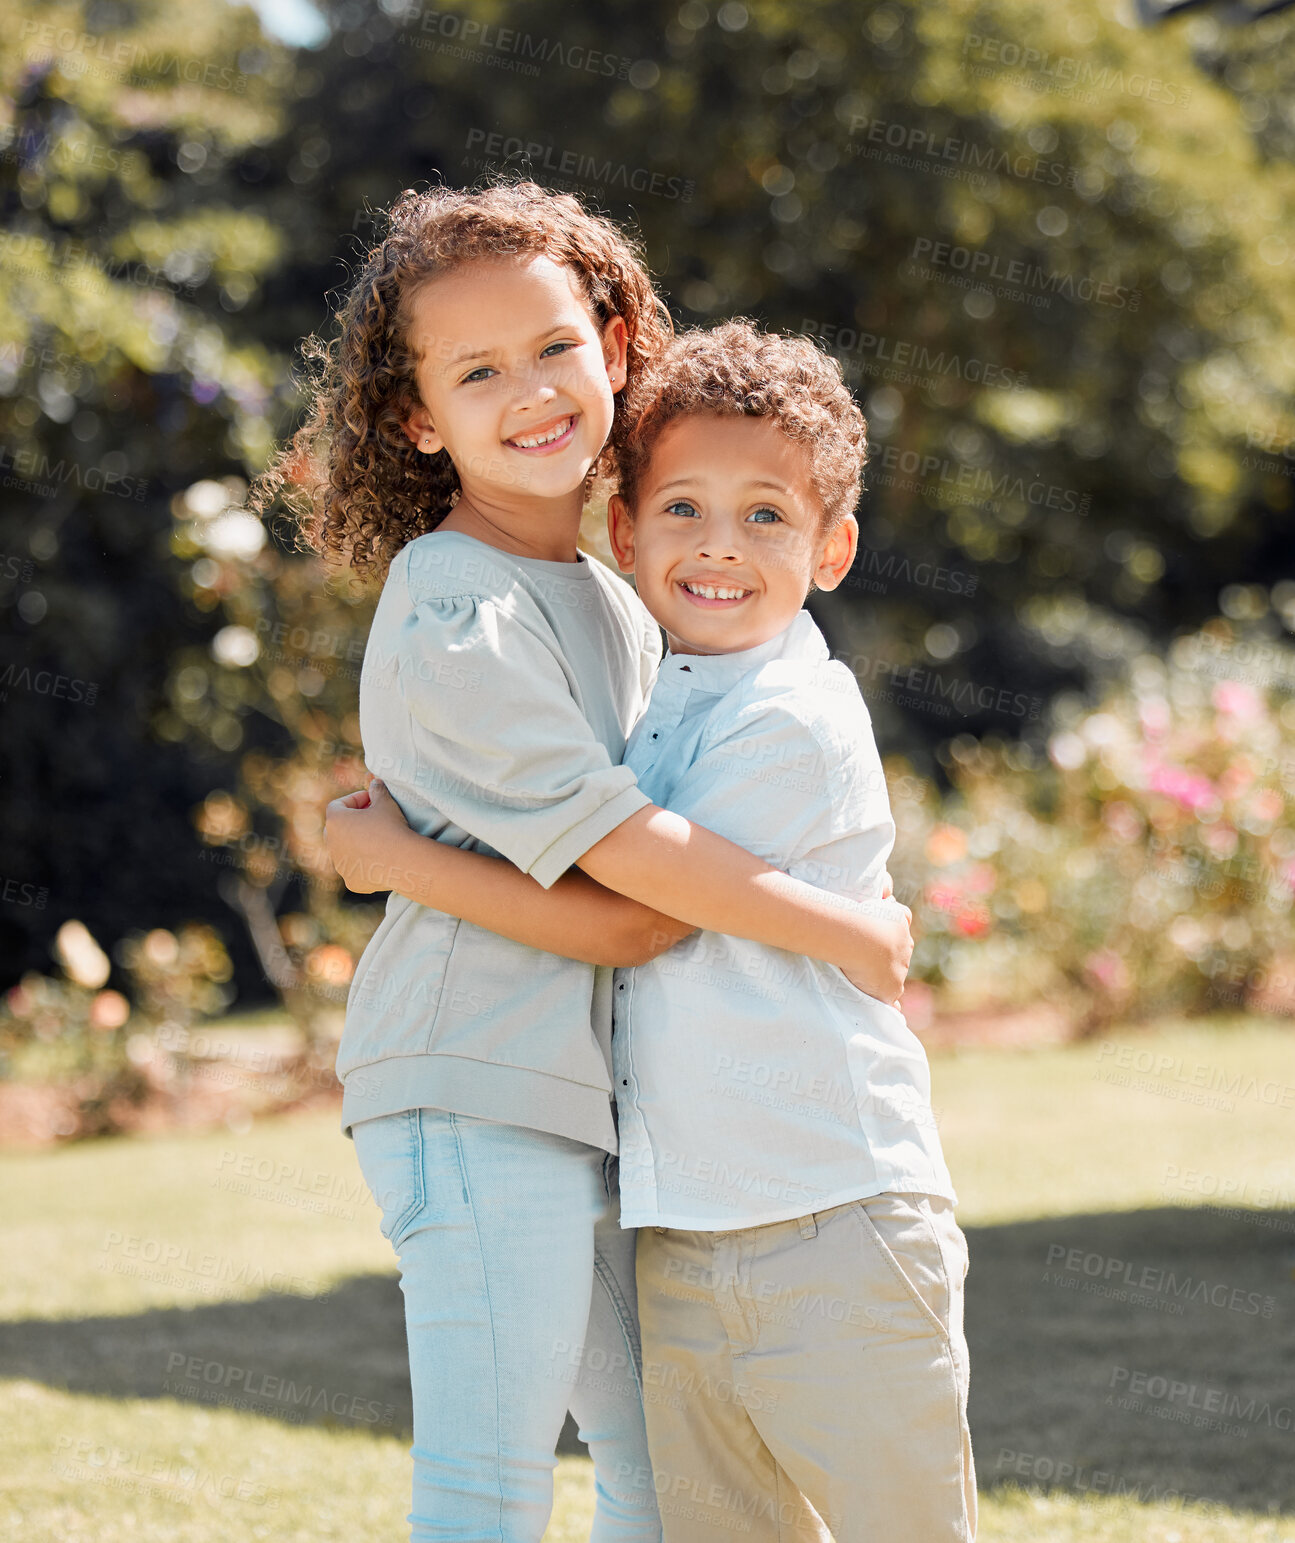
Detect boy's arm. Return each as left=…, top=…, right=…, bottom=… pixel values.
left=326, top=783, right=693, bottom=968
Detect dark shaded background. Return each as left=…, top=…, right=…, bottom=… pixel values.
left=1, top=0, right=1292, bottom=1003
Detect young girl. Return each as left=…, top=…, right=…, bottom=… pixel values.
left=265, top=181, right=912, bottom=1543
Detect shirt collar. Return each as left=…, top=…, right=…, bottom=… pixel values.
left=658, top=610, right=829, bottom=692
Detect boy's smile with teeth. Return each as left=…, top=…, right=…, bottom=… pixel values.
left=681, top=579, right=753, bottom=604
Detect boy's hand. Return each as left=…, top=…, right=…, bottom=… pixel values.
left=841, top=892, right=914, bottom=1009
left=324, top=778, right=414, bottom=894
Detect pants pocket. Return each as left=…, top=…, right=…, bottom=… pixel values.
left=352, top=1109, right=427, bottom=1246
left=851, top=1191, right=953, bottom=1339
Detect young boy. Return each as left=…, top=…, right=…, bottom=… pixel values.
left=327, top=321, right=975, bottom=1542
left=598, top=322, right=973, bottom=1543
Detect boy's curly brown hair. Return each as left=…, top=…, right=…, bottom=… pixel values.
left=250, top=181, right=672, bottom=581
left=615, top=318, right=868, bottom=528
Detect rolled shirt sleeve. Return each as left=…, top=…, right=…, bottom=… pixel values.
left=666, top=684, right=895, bottom=888
left=664, top=697, right=834, bottom=865
left=393, top=590, right=650, bottom=888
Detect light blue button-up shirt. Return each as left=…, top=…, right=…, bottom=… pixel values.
left=612, top=610, right=955, bottom=1230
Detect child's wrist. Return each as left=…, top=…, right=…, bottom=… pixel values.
left=386, top=825, right=446, bottom=893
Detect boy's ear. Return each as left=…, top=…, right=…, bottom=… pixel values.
left=602, top=316, right=630, bottom=392
left=607, top=494, right=636, bottom=573
left=403, top=402, right=443, bottom=455
left=811, top=513, right=858, bottom=593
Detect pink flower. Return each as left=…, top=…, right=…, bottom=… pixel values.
left=952, top=905, right=991, bottom=938
left=925, top=882, right=962, bottom=913
left=1147, top=763, right=1216, bottom=813
left=1084, top=950, right=1131, bottom=994
left=1212, top=681, right=1264, bottom=721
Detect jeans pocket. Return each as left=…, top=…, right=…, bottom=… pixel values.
left=352, top=1109, right=426, bottom=1246
left=851, top=1191, right=952, bottom=1339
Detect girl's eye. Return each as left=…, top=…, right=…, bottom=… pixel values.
left=460, top=366, right=495, bottom=384
left=665, top=501, right=700, bottom=518
left=748, top=506, right=783, bottom=525
left=540, top=341, right=576, bottom=357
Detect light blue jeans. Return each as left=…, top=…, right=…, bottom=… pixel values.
left=352, top=1108, right=662, bottom=1543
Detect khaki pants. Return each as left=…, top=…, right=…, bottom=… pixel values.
left=632, top=1193, right=976, bottom=1542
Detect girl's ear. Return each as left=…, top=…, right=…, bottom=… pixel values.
left=811, top=513, right=858, bottom=593
left=607, top=494, right=636, bottom=573
left=602, top=316, right=630, bottom=392
left=403, top=403, right=443, bottom=455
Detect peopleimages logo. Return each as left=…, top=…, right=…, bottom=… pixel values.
left=961, top=33, right=1192, bottom=106
left=801, top=319, right=1028, bottom=391
left=908, top=238, right=1141, bottom=312
left=464, top=130, right=695, bottom=201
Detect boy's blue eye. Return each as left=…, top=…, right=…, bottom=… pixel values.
left=748, top=506, right=782, bottom=524
left=665, top=500, right=699, bottom=518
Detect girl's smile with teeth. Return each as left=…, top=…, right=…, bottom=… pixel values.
left=507, top=415, right=576, bottom=451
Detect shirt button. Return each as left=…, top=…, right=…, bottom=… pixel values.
left=617, top=983, right=625, bottom=991
left=651, top=732, right=658, bottom=739
left=622, top=1079, right=629, bottom=1087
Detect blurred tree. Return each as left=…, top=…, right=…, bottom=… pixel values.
left=0, top=0, right=293, bottom=985
left=226, top=0, right=1294, bottom=769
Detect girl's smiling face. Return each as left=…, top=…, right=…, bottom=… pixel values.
left=401, top=254, right=628, bottom=511
left=609, top=413, right=858, bottom=656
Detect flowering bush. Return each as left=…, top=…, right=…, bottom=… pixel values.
left=1, top=921, right=235, bottom=1138
left=890, top=619, right=1295, bottom=1029
left=1, top=922, right=144, bottom=1136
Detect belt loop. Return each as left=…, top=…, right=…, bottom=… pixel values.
left=798, top=1213, right=818, bottom=1240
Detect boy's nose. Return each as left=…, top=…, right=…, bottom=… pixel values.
left=696, top=532, right=743, bottom=561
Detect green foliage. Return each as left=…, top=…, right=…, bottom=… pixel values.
left=2, top=0, right=1293, bottom=1025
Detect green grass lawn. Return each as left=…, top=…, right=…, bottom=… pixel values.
left=3, top=1014, right=1294, bottom=1541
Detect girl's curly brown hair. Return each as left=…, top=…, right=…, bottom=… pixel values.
left=250, top=181, right=672, bottom=581
left=616, top=318, right=868, bottom=529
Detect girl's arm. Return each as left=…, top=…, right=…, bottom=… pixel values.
left=576, top=807, right=911, bottom=1001
left=326, top=781, right=912, bottom=1003
left=327, top=782, right=694, bottom=968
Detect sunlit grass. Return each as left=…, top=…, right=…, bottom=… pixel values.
left=932, top=1014, right=1295, bottom=1226
left=0, top=1381, right=594, bottom=1543
left=3, top=1014, right=1292, bottom=1540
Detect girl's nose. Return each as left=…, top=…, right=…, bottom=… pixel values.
left=512, top=375, right=557, bottom=406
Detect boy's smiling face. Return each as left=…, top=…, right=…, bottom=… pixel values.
left=608, top=413, right=858, bottom=656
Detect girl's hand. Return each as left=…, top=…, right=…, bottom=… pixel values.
left=325, top=779, right=415, bottom=893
